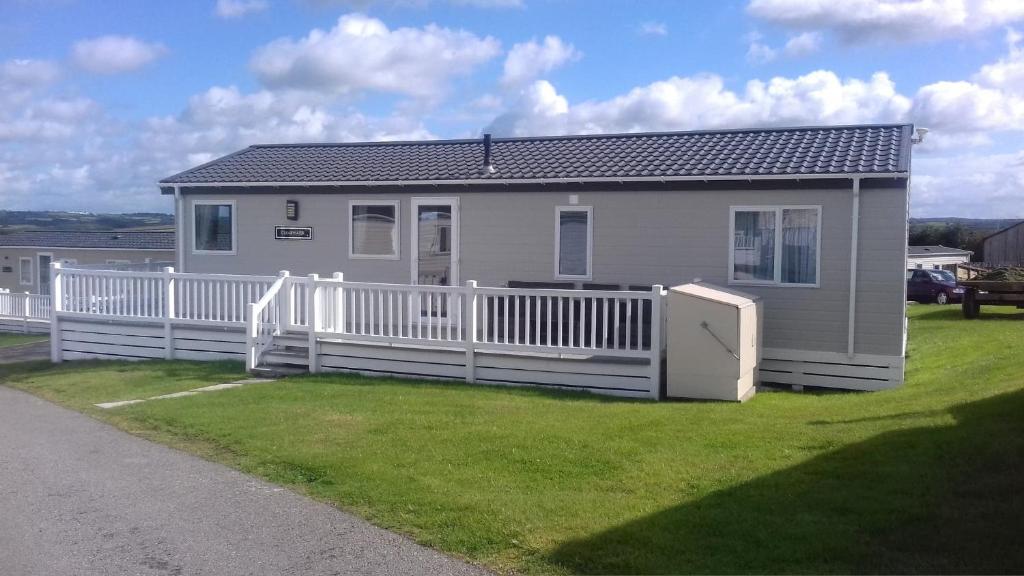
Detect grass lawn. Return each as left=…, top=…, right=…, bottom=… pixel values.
left=2, top=305, right=1023, bottom=574
left=0, top=332, right=48, bottom=348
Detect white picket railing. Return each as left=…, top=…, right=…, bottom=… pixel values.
left=474, top=286, right=658, bottom=356
left=0, top=290, right=51, bottom=331
left=246, top=274, right=287, bottom=370
left=313, top=277, right=467, bottom=345
left=311, top=277, right=664, bottom=360
left=54, top=265, right=278, bottom=326
left=47, top=263, right=666, bottom=397
left=58, top=268, right=166, bottom=319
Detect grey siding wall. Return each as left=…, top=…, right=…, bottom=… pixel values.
left=181, top=183, right=907, bottom=358
left=983, top=223, right=1024, bottom=266
left=0, top=248, right=174, bottom=294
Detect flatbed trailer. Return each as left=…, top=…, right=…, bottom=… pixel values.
left=959, top=280, right=1024, bottom=318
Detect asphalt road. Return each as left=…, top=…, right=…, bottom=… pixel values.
left=0, top=385, right=488, bottom=576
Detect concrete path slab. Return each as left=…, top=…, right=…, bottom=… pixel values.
left=0, top=385, right=488, bottom=576
left=95, top=377, right=276, bottom=409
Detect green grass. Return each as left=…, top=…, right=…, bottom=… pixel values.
left=0, top=332, right=48, bottom=348
left=2, top=305, right=1023, bottom=574
left=0, top=360, right=247, bottom=411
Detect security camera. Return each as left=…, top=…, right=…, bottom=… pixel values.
left=912, top=127, right=929, bottom=144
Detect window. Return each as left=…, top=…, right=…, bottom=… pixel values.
left=350, top=200, right=399, bottom=259
left=555, top=206, right=592, bottom=280
left=730, top=206, right=820, bottom=286
left=193, top=201, right=235, bottom=254
left=19, top=257, right=32, bottom=285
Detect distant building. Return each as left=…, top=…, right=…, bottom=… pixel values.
left=0, top=230, right=174, bottom=294
left=982, top=221, right=1024, bottom=267
left=907, top=245, right=973, bottom=272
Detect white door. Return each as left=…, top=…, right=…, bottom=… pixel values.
left=411, top=198, right=459, bottom=321
left=411, top=198, right=459, bottom=286
left=37, top=253, right=53, bottom=295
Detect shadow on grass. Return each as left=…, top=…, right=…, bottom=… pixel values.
left=912, top=306, right=1024, bottom=321
left=548, top=389, right=1024, bottom=574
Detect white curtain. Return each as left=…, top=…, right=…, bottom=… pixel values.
left=781, top=208, right=817, bottom=284
left=733, top=210, right=775, bottom=281
left=352, top=205, right=396, bottom=256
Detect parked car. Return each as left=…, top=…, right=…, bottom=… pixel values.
left=907, top=269, right=964, bottom=304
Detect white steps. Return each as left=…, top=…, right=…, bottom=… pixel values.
left=253, top=331, right=311, bottom=374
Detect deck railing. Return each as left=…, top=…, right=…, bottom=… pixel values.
left=54, top=265, right=278, bottom=326
left=310, top=275, right=664, bottom=366
left=0, top=289, right=51, bottom=331
left=246, top=274, right=287, bottom=370
left=313, top=276, right=467, bottom=345
left=46, top=264, right=666, bottom=396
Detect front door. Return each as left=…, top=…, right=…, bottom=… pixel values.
left=411, top=198, right=459, bottom=322
left=37, top=253, right=52, bottom=295
left=411, top=198, right=458, bottom=286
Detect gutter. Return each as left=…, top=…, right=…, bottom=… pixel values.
left=159, top=172, right=909, bottom=190
left=848, top=177, right=860, bottom=358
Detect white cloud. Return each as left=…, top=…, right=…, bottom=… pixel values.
left=469, top=93, right=503, bottom=110
left=1, top=59, right=60, bottom=88
left=0, top=59, right=61, bottom=109
left=747, top=0, right=1024, bottom=43
left=746, top=32, right=777, bottom=64
left=913, top=29, right=1024, bottom=133
left=490, top=71, right=911, bottom=136
left=215, top=0, right=269, bottom=18
left=912, top=151, right=1024, bottom=217
left=501, top=36, right=580, bottom=87
left=71, top=36, right=167, bottom=74
left=783, top=31, right=822, bottom=57
left=974, top=28, right=1024, bottom=90
left=637, top=22, right=668, bottom=37
left=250, top=14, right=500, bottom=100
left=143, top=85, right=434, bottom=180
left=747, top=31, right=821, bottom=64
left=301, top=0, right=522, bottom=8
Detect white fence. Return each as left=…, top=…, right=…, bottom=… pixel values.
left=0, top=289, right=51, bottom=333
left=305, top=275, right=664, bottom=396
left=47, top=265, right=666, bottom=398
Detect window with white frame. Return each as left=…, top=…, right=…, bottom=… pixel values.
left=193, top=201, right=235, bottom=253
left=19, top=257, right=32, bottom=285
left=350, top=200, right=399, bottom=259
left=555, top=206, right=592, bottom=279
left=730, top=206, right=820, bottom=286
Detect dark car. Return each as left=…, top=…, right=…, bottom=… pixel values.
left=907, top=269, right=964, bottom=304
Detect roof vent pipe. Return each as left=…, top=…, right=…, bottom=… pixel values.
left=482, top=133, right=496, bottom=174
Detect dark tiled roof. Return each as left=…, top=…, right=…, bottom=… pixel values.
left=0, top=230, right=175, bottom=250
left=161, top=124, right=912, bottom=185
left=908, top=245, right=973, bottom=256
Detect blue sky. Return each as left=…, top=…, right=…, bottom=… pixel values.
left=1, top=0, right=1022, bottom=217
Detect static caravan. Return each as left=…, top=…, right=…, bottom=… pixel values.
left=0, top=230, right=175, bottom=295
left=160, top=124, right=913, bottom=390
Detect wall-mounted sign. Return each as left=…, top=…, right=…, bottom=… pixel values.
left=275, top=226, right=313, bottom=240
